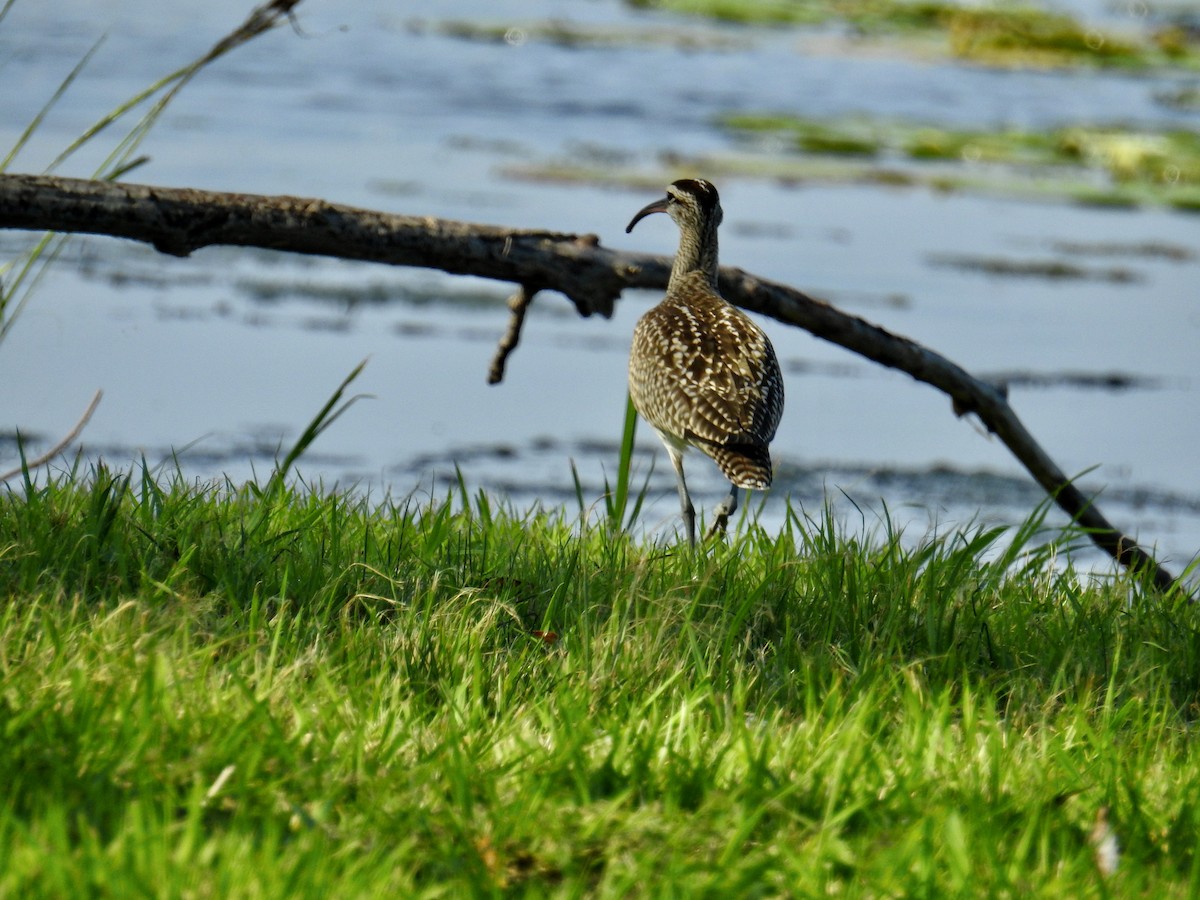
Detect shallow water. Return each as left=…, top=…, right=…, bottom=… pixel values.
left=2, top=0, right=1198, bottom=576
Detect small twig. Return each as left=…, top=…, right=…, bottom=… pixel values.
left=1, top=389, right=102, bottom=482
left=488, top=285, right=537, bottom=385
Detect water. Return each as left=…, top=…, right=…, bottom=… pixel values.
left=2, top=0, right=1198, bottom=576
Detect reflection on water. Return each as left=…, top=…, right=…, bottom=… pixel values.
left=1, top=0, right=1198, bottom=575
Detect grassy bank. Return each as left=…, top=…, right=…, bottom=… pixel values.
left=1, top=465, right=1198, bottom=895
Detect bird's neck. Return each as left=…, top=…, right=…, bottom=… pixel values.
left=669, top=223, right=720, bottom=294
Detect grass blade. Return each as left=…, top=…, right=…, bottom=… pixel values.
left=611, top=393, right=638, bottom=531
left=0, top=36, right=105, bottom=174
left=265, top=359, right=371, bottom=496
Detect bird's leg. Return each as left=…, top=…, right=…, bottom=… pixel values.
left=705, top=482, right=740, bottom=541
left=665, top=445, right=696, bottom=547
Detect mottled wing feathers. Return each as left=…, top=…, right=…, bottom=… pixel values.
left=629, top=281, right=784, bottom=489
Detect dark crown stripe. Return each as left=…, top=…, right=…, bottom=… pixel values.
left=670, top=178, right=720, bottom=215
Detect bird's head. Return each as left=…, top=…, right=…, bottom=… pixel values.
left=626, top=178, right=723, bottom=235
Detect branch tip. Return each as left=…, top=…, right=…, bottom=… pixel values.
left=488, top=285, right=537, bottom=385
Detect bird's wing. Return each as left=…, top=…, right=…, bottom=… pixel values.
left=629, top=291, right=784, bottom=448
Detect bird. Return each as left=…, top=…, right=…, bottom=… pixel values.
left=625, top=178, right=784, bottom=547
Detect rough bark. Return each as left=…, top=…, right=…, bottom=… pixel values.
left=0, top=173, right=1186, bottom=595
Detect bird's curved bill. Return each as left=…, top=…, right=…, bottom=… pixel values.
left=625, top=196, right=670, bottom=233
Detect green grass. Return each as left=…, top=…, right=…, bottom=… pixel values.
left=3, top=2, right=1200, bottom=890
left=2, top=463, right=1199, bottom=895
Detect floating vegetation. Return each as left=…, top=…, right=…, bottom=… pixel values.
left=626, top=0, right=1200, bottom=69
left=718, top=114, right=1200, bottom=209
left=1155, top=84, right=1200, bottom=109
left=419, top=3, right=1200, bottom=69
left=1048, top=239, right=1195, bottom=260
left=927, top=253, right=1142, bottom=282
left=940, top=6, right=1142, bottom=67
left=499, top=107, right=1200, bottom=211
left=418, top=18, right=751, bottom=51
left=976, top=369, right=1167, bottom=391
left=500, top=153, right=1167, bottom=211
left=235, top=278, right=508, bottom=310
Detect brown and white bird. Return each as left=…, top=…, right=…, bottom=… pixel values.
left=625, top=179, right=784, bottom=546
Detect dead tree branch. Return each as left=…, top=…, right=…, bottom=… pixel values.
left=489, top=285, right=539, bottom=385
left=0, top=173, right=1186, bottom=595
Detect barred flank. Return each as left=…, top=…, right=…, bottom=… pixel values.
left=706, top=443, right=773, bottom=490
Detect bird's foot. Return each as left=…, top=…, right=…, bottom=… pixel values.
left=704, top=513, right=730, bottom=542
left=704, top=487, right=739, bottom=543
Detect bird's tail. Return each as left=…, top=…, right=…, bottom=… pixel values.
left=708, top=443, right=773, bottom=490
